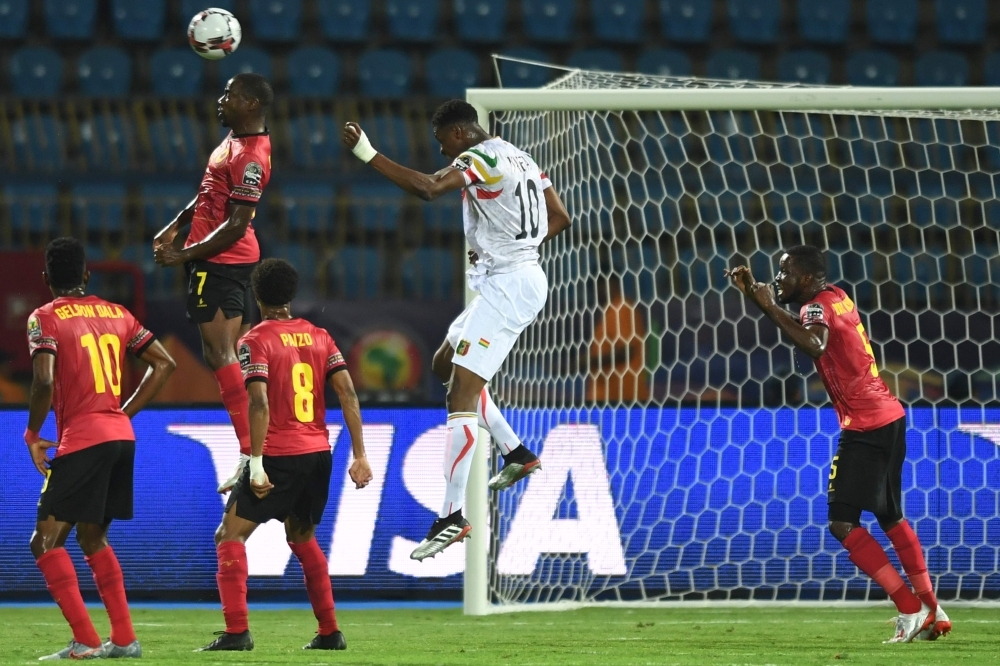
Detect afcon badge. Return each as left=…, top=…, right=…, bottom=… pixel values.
left=243, top=161, right=264, bottom=187
left=238, top=342, right=251, bottom=370
left=27, top=316, right=42, bottom=341
left=456, top=340, right=471, bottom=356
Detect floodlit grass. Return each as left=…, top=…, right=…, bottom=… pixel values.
left=3, top=604, right=999, bottom=665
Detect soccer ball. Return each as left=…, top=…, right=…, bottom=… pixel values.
left=188, top=8, right=242, bottom=61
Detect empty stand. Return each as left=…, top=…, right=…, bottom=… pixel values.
left=317, top=0, right=370, bottom=41
left=218, top=46, right=273, bottom=82
left=915, top=51, right=969, bottom=87
left=250, top=0, right=302, bottom=42
left=797, top=0, right=849, bottom=44
left=401, top=248, right=456, bottom=300
left=727, top=0, right=781, bottom=44
left=287, top=113, right=341, bottom=167
left=282, top=182, right=336, bottom=233
left=568, top=49, right=624, bottom=73
left=523, top=0, right=575, bottom=43
left=867, top=0, right=918, bottom=44
left=454, top=0, right=507, bottom=42
left=112, top=0, right=165, bottom=40
left=426, top=48, right=481, bottom=98
left=777, top=50, right=831, bottom=85
left=329, top=246, right=384, bottom=299
left=149, top=48, right=204, bottom=96
left=591, top=0, right=645, bottom=43
left=77, top=47, right=132, bottom=97
left=659, top=0, right=712, bottom=42
left=287, top=46, right=341, bottom=97
left=846, top=50, right=900, bottom=86
left=637, top=49, right=691, bottom=76
left=45, top=0, right=98, bottom=39
left=10, top=47, right=63, bottom=96
left=0, top=0, right=29, bottom=38
left=72, top=182, right=126, bottom=234
left=358, top=49, right=412, bottom=97
left=386, top=0, right=440, bottom=41
left=705, top=49, right=760, bottom=80
left=935, top=0, right=985, bottom=44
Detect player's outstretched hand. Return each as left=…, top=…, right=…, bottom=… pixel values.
left=349, top=456, right=373, bottom=489
left=250, top=474, right=273, bottom=499
left=26, top=439, right=55, bottom=476
left=342, top=122, right=363, bottom=150
left=724, top=265, right=754, bottom=296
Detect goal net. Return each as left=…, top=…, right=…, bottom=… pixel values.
left=465, top=64, right=1000, bottom=610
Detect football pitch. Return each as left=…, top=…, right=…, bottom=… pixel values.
left=4, top=604, right=999, bottom=665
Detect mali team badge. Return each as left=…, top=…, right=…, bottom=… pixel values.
left=456, top=340, right=471, bottom=356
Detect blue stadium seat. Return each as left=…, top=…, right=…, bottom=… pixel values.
left=728, top=0, right=781, bottom=44
left=282, top=183, right=335, bottom=232
left=867, top=0, right=918, bottom=44
left=272, top=243, right=319, bottom=292
left=568, top=48, right=624, bottom=72
left=218, top=47, right=272, bottom=82
left=426, top=48, right=480, bottom=98
left=5, top=183, right=59, bottom=233
left=79, top=113, right=132, bottom=169
left=915, top=52, right=969, bottom=86
left=150, top=48, right=204, bottom=96
left=422, top=197, right=464, bottom=233
left=317, top=0, right=370, bottom=41
left=287, top=114, right=340, bottom=167
left=329, top=247, right=384, bottom=299
left=797, top=0, right=848, bottom=43
left=659, top=0, right=711, bottom=42
left=402, top=249, right=456, bottom=300
left=706, top=50, right=760, bottom=80
left=180, top=0, right=235, bottom=22
left=369, top=114, right=412, bottom=163
left=141, top=182, right=194, bottom=233
left=11, top=116, right=64, bottom=170
left=984, top=53, right=1000, bottom=86
left=357, top=50, right=412, bottom=97
left=250, top=0, right=302, bottom=42
left=72, top=183, right=126, bottom=233
left=10, top=47, right=63, bottom=96
left=0, top=0, right=29, bottom=38
left=523, top=0, right=575, bottom=43
left=498, top=47, right=553, bottom=87
left=349, top=183, right=404, bottom=232
left=454, top=0, right=507, bottom=42
left=112, top=0, right=165, bottom=40
left=777, top=50, right=831, bottom=84
left=846, top=50, right=900, bottom=86
left=287, top=47, right=340, bottom=97
left=386, top=0, right=439, bottom=41
left=147, top=116, right=203, bottom=171
left=45, top=0, right=97, bottom=38
left=936, top=0, right=985, bottom=44
left=591, top=0, right=644, bottom=43
left=637, top=49, right=692, bottom=76
left=77, top=47, right=132, bottom=97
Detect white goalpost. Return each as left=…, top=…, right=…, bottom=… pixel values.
left=463, top=67, right=1000, bottom=614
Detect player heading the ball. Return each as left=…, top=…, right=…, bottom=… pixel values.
left=343, top=100, right=572, bottom=561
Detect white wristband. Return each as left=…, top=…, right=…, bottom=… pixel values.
left=351, top=129, right=378, bottom=163
left=249, top=455, right=265, bottom=484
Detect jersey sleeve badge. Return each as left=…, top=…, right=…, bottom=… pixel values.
left=242, top=162, right=264, bottom=187
left=802, top=302, right=827, bottom=327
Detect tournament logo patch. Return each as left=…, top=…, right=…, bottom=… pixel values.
left=238, top=342, right=251, bottom=370
left=802, top=303, right=825, bottom=325
left=456, top=340, right=471, bottom=356
left=27, top=316, right=42, bottom=341
left=478, top=338, right=490, bottom=349
left=242, top=161, right=264, bottom=187
left=454, top=155, right=473, bottom=171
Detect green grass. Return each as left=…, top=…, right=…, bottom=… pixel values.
left=4, top=605, right=999, bottom=665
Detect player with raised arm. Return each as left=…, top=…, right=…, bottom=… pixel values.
left=727, top=245, right=951, bottom=644
left=25, top=238, right=176, bottom=660
left=342, top=100, right=572, bottom=561
left=153, top=72, right=273, bottom=493
left=199, top=259, right=373, bottom=652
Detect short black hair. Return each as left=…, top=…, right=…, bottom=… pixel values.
left=431, top=99, right=479, bottom=130
left=252, top=258, right=298, bottom=306
left=785, top=245, right=827, bottom=280
left=45, top=237, right=86, bottom=290
left=232, top=72, right=273, bottom=112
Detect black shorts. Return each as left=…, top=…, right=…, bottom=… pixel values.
left=185, top=260, right=256, bottom=324
left=827, top=416, right=906, bottom=522
left=226, top=451, right=332, bottom=526
left=37, top=440, right=135, bottom=525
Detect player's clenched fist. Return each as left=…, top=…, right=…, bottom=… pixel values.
left=343, top=122, right=378, bottom=163
left=349, top=456, right=373, bottom=489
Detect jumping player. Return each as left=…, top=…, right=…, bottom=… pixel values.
left=342, top=100, right=572, bottom=561
left=26, top=238, right=175, bottom=659
left=199, top=259, right=372, bottom=652
left=153, top=72, right=273, bottom=492
left=727, top=245, right=950, bottom=644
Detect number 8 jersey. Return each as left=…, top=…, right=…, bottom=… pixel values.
left=452, top=137, right=552, bottom=275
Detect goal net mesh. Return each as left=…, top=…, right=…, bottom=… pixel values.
left=486, top=66, right=1000, bottom=606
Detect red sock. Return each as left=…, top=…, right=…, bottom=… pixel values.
left=289, top=539, right=338, bottom=635
left=85, top=546, right=135, bottom=646
left=36, top=548, right=102, bottom=648
left=843, top=527, right=921, bottom=614
left=215, top=363, right=251, bottom=455
left=216, top=541, right=249, bottom=633
left=886, top=521, right=938, bottom=610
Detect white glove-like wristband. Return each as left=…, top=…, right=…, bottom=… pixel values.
left=351, top=129, right=378, bottom=163
left=249, top=455, right=266, bottom=485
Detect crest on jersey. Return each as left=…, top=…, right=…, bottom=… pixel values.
left=456, top=340, right=470, bottom=356
left=238, top=342, right=251, bottom=370
left=242, top=161, right=264, bottom=187
left=27, top=316, right=41, bottom=341
left=454, top=155, right=473, bottom=171
left=803, top=303, right=825, bottom=325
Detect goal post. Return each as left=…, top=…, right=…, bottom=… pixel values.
left=463, top=73, right=1000, bottom=614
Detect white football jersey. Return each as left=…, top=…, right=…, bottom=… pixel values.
left=451, top=137, right=552, bottom=274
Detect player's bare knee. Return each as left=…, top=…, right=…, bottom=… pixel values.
left=828, top=521, right=856, bottom=543
left=29, top=531, right=48, bottom=559
left=284, top=516, right=316, bottom=544
left=75, top=524, right=109, bottom=556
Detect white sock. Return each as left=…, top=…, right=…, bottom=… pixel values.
left=440, top=412, right=479, bottom=518
left=477, top=388, right=521, bottom=455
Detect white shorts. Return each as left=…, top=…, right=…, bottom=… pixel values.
left=446, top=264, right=547, bottom=381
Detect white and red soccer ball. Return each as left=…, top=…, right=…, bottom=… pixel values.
left=188, top=8, right=242, bottom=61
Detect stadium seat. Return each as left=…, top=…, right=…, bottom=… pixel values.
left=181, top=0, right=235, bottom=22
left=150, top=48, right=204, bottom=96
left=523, top=0, right=575, bottom=43
left=867, top=0, right=918, bottom=44
left=369, top=114, right=412, bottom=164
left=77, top=47, right=132, bottom=97
left=218, top=47, right=272, bottom=82
left=5, top=183, right=59, bottom=233
left=317, top=0, right=370, bottom=41
left=797, top=0, right=848, bottom=43
left=329, top=246, right=384, bottom=299
left=271, top=243, right=319, bottom=293
left=386, top=0, right=440, bottom=41
left=659, top=0, right=712, bottom=42
left=936, top=0, right=985, bottom=44
left=402, top=248, right=456, bottom=300
left=349, top=183, right=404, bottom=232
left=637, top=49, right=692, bottom=76
left=568, top=48, right=624, bottom=73
left=11, top=116, right=64, bottom=171
left=282, top=183, right=335, bottom=232
left=10, top=47, right=63, bottom=96
left=357, top=49, right=412, bottom=97
left=915, top=51, right=969, bottom=86
left=287, top=47, right=340, bottom=97
left=112, top=0, right=165, bottom=40
left=426, top=48, right=480, bottom=98
left=72, top=183, right=126, bottom=233
left=147, top=116, right=203, bottom=171
left=591, top=0, right=644, bottom=43
left=249, top=0, right=302, bottom=42
left=422, top=197, right=464, bottom=233
left=141, top=182, right=194, bottom=234
left=287, top=113, right=340, bottom=167
left=777, top=50, right=831, bottom=85
left=846, top=50, right=900, bottom=86
left=728, top=0, right=781, bottom=44
left=454, top=0, right=507, bottom=42
left=497, top=47, right=553, bottom=87
left=984, top=53, right=1000, bottom=86
left=79, top=113, right=132, bottom=169
left=0, top=0, right=29, bottom=38
left=706, top=50, right=760, bottom=80
left=45, top=0, right=97, bottom=39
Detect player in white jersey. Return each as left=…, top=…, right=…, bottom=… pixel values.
left=343, top=100, right=571, bottom=560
